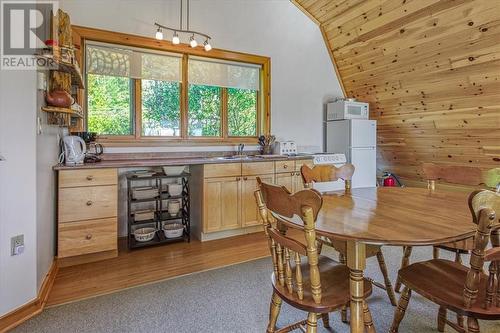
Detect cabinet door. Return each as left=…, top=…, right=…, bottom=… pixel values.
left=203, top=177, right=241, bottom=233
left=241, top=174, right=274, bottom=227
left=293, top=172, right=306, bottom=192
left=275, top=172, right=295, bottom=193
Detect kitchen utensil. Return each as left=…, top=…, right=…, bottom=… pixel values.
left=133, top=227, right=156, bottom=242
left=133, top=209, right=155, bottom=222
left=167, top=200, right=181, bottom=217
left=62, top=135, right=86, bottom=166
left=162, top=223, right=183, bottom=238
left=162, top=166, right=187, bottom=176
left=168, top=184, right=182, bottom=196
left=46, top=89, right=74, bottom=108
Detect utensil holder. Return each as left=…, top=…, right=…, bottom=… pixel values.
left=261, top=145, right=273, bottom=155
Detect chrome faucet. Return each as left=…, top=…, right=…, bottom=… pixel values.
left=237, top=143, right=245, bottom=156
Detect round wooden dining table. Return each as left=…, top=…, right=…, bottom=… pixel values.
left=278, top=186, right=477, bottom=333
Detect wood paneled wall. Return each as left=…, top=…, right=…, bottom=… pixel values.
left=292, top=0, right=500, bottom=183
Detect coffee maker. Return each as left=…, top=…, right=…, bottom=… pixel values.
left=72, top=132, right=103, bottom=163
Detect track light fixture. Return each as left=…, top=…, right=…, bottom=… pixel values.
left=189, top=35, right=198, bottom=48
left=154, top=0, right=213, bottom=51
left=203, top=39, right=212, bottom=52
left=172, top=31, right=180, bottom=45
left=155, top=27, right=163, bottom=40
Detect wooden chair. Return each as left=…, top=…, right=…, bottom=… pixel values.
left=390, top=189, right=500, bottom=333
left=300, top=164, right=398, bottom=310
left=255, top=179, right=374, bottom=333
left=394, top=165, right=500, bottom=295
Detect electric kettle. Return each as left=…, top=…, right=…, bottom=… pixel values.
left=62, top=135, right=86, bottom=166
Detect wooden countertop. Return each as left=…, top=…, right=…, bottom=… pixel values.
left=53, top=154, right=314, bottom=170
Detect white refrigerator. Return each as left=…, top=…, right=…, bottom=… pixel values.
left=325, top=119, right=377, bottom=188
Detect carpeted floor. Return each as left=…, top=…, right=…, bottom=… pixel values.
left=13, top=245, right=500, bottom=333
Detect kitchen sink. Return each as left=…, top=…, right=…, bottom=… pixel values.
left=213, top=155, right=261, bottom=161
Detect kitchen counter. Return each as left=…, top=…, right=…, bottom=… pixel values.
left=52, top=154, right=314, bottom=170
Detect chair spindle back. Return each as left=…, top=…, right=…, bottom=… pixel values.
left=463, top=190, right=500, bottom=309
left=300, top=164, right=355, bottom=190
left=255, top=178, right=323, bottom=303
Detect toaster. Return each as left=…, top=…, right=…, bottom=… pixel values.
left=273, top=141, right=298, bottom=156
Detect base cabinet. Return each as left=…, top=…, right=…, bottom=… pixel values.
left=241, top=174, right=274, bottom=227
left=57, top=168, right=118, bottom=266
left=203, top=176, right=241, bottom=233
left=194, top=158, right=312, bottom=240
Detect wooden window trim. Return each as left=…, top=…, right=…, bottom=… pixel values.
left=74, top=25, right=271, bottom=146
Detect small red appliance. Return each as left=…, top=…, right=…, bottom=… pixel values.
left=382, top=172, right=403, bottom=187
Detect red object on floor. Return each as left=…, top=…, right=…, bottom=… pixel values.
left=383, top=177, right=396, bottom=187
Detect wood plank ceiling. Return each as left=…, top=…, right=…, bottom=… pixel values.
left=292, top=0, right=500, bottom=183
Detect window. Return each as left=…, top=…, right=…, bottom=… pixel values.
left=187, top=57, right=260, bottom=138
left=227, top=88, right=257, bottom=137
left=81, top=31, right=269, bottom=144
left=86, top=45, right=133, bottom=135
left=87, top=74, right=132, bottom=135
left=188, top=85, right=221, bottom=136
left=141, top=80, right=181, bottom=136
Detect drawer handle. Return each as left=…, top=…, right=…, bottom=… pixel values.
left=243, top=177, right=248, bottom=181
left=283, top=165, right=288, bottom=169
left=85, top=234, right=92, bottom=240
left=296, top=172, right=301, bottom=176
left=236, top=177, right=241, bottom=181
left=290, top=172, right=295, bottom=176
left=86, top=200, right=93, bottom=206
left=86, top=175, right=94, bottom=181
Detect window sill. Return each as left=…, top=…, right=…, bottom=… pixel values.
left=96, top=137, right=260, bottom=147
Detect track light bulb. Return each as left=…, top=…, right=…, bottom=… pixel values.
left=155, top=28, right=163, bottom=40
left=203, top=40, right=212, bottom=51
left=189, top=35, right=198, bottom=48
left=172, top=32, right=180, bottom=45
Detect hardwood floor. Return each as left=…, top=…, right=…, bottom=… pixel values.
left=47, top=232, right=271, bottom=307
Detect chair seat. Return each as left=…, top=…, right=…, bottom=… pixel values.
left=399, top=259, right=500, bottom=320
left=436, top=237, right=474, bottom=253
left=272, top=256, right=372, bottom=313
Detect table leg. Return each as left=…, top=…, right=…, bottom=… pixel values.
left=347, top=240, right=369, bottom=333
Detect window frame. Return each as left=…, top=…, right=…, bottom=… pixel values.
left=75, top=26, right=270, bottom=146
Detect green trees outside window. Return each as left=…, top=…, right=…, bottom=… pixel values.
left=87, top=69, right=260, bottom=139
left=87, top=74, right=132, bottom=135
left=142, top=80, right=181, bottom=136
left=188, top=85, right=221, bottom=137
left=227, top=88, right=257, bottom=137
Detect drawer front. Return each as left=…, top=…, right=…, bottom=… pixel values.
left=58, top=218, right=117, bottom=258
left=59, top=168, right=118, bottom=188
left=241, top=161, right=274, bottom=176
left=275, top=160, right=295, bottom=173
left=295, top=159, right=313, bottom=171
left=204, top=163, right=241, bottom=178
left=59, top=185, right=117, bottom=223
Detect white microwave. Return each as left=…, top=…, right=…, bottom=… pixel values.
left=326, top=100, right=369, bottom=120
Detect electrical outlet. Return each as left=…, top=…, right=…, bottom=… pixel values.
left=11, top=235, right=24, bottom=256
